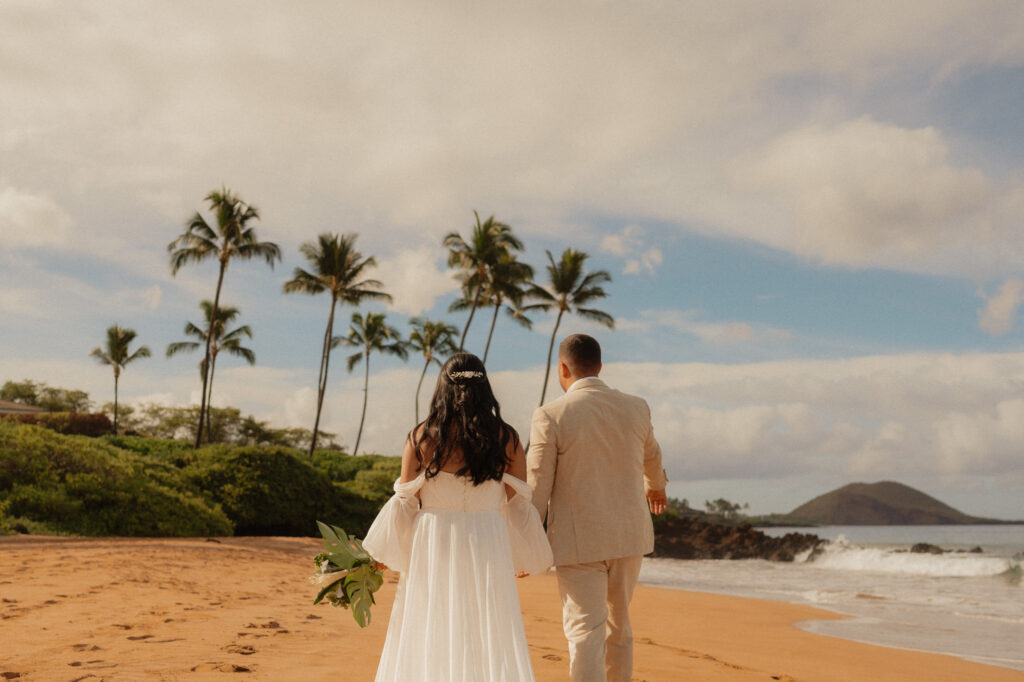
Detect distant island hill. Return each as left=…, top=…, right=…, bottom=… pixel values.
left=781, top=481, right=1020, bottom=526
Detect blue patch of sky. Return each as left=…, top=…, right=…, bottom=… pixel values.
left=394, top=214, right=1015, bottom=374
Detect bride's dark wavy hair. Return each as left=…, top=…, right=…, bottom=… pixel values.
left=413, top=352, right=516, bottom=485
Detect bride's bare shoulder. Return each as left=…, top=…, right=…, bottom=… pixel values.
left=401, top=425, right=432, bottom=481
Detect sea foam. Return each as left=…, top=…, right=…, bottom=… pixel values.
left=806, top=535, right=1018, bottom=578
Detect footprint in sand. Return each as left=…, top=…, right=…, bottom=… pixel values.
left=127, top=634, right=154, bottom=641
left=72, top=644, right=102, bottom=652
left=541, top=654, right=562, bottom=661
left=224, top=644, right=256, bottom=656
left=67, top=661, right=114, bottom=669
left=1, top=673, right=23, bottom=680
left=191, top=663, right=252, bottom=673
left=112, top=624, right=132, bottom=630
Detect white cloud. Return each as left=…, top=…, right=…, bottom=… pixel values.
left=618, top=309, right=791, bottom=346
left=0, top=289, right=47, bottom=318
left=4, top=349, right=1024, bottom=516
left=601, top=226, right=663, bottom=275
left=141, top=285, right=162, bottom=311
left=731, top=118, right=1016, bottom=270
left=0, top=186, right=73, bottom=248
left=2, top=4, right=1024, bottom=275
left=375, top=248, right=459, bottom=316
left=978, top=278, right=1024, bottom=335
left=623, top=248, right=663, bottom=275
left=600, top=225, right=645, bottom=257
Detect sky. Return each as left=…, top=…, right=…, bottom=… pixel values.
left=2, top=1, right=1024, bottom=519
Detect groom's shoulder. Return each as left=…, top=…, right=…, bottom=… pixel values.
left=603, top=385, right=652, bottom=414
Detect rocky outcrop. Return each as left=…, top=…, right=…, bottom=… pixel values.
left=652, top=516, right=823, bottom=561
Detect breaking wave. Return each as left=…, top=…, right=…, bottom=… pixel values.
left=805, top=535, right=1019, bottom=578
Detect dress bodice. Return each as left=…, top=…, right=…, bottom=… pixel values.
left=420, top=471, right=505, bottom=512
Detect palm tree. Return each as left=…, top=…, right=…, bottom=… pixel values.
left=443, top=211, right=524, bottom=351
left=528, top=248, right=614, bottom=406
left=167, top=187, right=280, bottom=448
left=336, top=312, right=408, bottom=455
left=283, top=233, right=391, bottom=456
left=407, top=317, right=459, bottom=423
left=480, top=253, right=535, bottom=364
left=166, top=300, right=255, bottom=443
left=89, top=324, right=151, bottom=432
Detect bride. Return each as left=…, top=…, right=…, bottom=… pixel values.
left=363, top=352, right=553, bottom=682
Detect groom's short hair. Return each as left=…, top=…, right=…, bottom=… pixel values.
left=559, top=334, right=601, bottom=375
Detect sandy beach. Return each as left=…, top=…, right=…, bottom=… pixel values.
left=0, top=536, right=1020, bottom=682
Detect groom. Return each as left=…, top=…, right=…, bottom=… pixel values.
left=527, top=333, right=667, bottom=682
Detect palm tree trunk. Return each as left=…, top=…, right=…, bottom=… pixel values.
left=309, top=295, right=337, bottom=457
left=113, top=369, right=120, bottom=433
left=458, top=285, right=484, bottom=351
left=415, top=358, right=430, bottom=424
left=539, top=308, right=565, bottom=406
left=204, top=351, right=219, bottom=443
left=195, top=261, right=227, bottom=448
left=482, top=298, right=502, bottom=364
left=353, top=350, right=370, bottom=456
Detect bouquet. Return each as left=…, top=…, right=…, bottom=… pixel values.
left=311, top=521, right=384, bottom=627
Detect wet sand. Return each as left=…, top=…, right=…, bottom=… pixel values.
left=0, top=535, right=1020, bottom=681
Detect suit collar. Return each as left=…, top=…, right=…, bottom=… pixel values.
left=566, top=376, right=606, bottom=394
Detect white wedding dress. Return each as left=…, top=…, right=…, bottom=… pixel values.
left=363, top=470, right=553, bottom=682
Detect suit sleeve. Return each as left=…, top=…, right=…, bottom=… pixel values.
left=526, top=407, right=557, bottom=522
left=641, top=401, right=668, bottom=491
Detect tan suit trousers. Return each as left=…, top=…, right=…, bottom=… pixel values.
left=556, top=555, right=643, bottom=682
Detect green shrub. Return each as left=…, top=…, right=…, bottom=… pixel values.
left=184, top=446, right=381, bottom=536
left=2, top=412, right=113, bottom=437
left=101, top=434, right=196, bottom=465
left=0, top=421, right=232, bottom=536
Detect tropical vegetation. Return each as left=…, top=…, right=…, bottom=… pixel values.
left=336, top=312, right=408, bottom=455
left=88, top=324, right=151, bottom=432
left=166, top=300, right=255, bottom=443
left=407, top=317, right=459, bottom=423
left=443, top=211, right=525, bottom=351
left=283, top=233, right=391, bottom=455
left=528, top=248, right=614, bottom=405
left=1, top=190, right=626, bottom=539
left=167, top=188, right=281, bottom=448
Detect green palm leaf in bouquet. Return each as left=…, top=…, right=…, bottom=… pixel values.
left=312, top=521, right=384, bottom=627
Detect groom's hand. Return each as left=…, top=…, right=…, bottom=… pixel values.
left=646, top=489, right=668, bottom=515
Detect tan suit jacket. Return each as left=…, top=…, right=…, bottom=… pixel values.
left=527, top=378, right=667, bottom=566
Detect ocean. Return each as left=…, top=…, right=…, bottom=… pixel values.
left=638, top=525, right=1024, bottom=671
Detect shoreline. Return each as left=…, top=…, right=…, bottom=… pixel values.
left=1, top=536, right=1021, bottom=681
left=639, top=573, right=1023, bottom=673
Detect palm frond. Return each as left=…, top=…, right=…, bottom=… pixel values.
left=236, top=238, right=282, bottom=267
left=126, top=346, right=152, bottom=364
left=346, top=351, right=364, bottom=372
left=222, top=343, right=256, bottom=365
left=575, top=308, right=615, bottom=328
left=282, top=268, right=326, bottom=295
left=89, top=347, right=112, bottom=365
left=166, top=341, right=200, bottom=358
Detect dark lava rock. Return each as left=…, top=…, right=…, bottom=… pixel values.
left=652, top=516, right=823, bottom=561
left=910, top=542, right=946, bottom=554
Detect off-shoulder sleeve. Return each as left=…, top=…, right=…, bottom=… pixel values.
left=501, top=474, right=554, bottom=576
left=362, top=474, right=425, bottom=573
